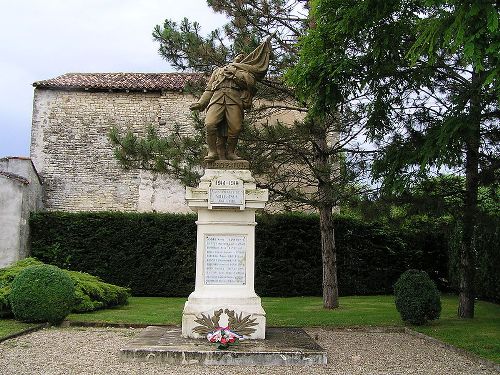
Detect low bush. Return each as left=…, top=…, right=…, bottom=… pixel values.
left=0, top=258, right=130, bottom=315
left=9, top=264, right=75, bottom=323
left=394, top=269, right=441, bottom=325
left=0, top=258, right=42, bottom=317
left=69, top=270, right=130, bottom=312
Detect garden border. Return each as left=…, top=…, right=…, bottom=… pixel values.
left=0, top=323, right=48, bottom=344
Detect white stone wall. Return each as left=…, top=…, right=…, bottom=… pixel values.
left=0, top=158, right=43, bottom=267
left=31, top=89, right=196, bottom=213
left=0, top=177, right=24, bottom=267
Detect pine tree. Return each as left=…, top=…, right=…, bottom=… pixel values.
left=110, top=0, right=372, bottom=309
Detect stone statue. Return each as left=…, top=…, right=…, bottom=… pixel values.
left=190, top=38, right=272, bottom=162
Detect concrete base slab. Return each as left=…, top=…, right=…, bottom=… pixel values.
left=121, top=326, right=327, bottom=366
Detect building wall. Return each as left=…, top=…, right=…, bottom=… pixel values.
left=30, top=88, right=308, bottom=213
left=0, top=177, right=24, bottom=267
left=0, top=158, right=43, bottom=267
left=31, top=89, right=196, bottom=213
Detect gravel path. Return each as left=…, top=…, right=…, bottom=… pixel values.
left=0, top=326, right=498, bottom=375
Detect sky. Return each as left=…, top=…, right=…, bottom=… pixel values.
left=0, top=0, right=227, bottom=157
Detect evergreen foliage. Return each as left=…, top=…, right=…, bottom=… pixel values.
left=30, top=211, right=457, bottom=297
left=0, top=258, right=131, bottom=316
left=30, top=212, right=197, bottom=296
left=109, top=121, right=205, bottom=188
left=449, top=213, right=500, bottom=304
left=0, top=258, right=42, bottom=317
left=394, top=269, right=442, bottom=325
left=290, top=0, right=499, bottom=318
left=67, top=271, right=130, bottom=313
left=9, top=264, right=75, bottom=324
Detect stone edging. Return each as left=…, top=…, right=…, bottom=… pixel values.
left=60, top=321, right=177, bottom=329
left=0, top=323, right=49, bottom=344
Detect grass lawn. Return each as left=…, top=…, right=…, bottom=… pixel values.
left=68, top=297, right=186, bottom=325
left=63, top=295, right=403, bottom=326
left=1, top=295, right=498, bottom=363
left=414, top=298, right=500, bottom=363
left=0, top=320, right=39, bottom=339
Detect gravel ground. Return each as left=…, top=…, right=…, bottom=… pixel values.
left=0, top=326, right=498, bottom=375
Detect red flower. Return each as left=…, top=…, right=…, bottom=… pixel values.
left=220, top=338, right=227, bottom=344
left=229, top=337, right=235, bottom=343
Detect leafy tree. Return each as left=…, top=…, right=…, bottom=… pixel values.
left=110, top=0, right=371, bottom=309
left=404, top=1, right=499, bottom=318
left=288, top=0, right=499, bottom=318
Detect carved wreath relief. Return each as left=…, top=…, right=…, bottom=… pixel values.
left=193, top=308, right=258, bottom=337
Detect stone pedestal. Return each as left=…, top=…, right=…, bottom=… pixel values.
left=182, top=168, right=268, bottom=339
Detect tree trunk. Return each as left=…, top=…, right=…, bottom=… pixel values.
left=458, top=71, right=481, bottom=319
left=319, top=203, right=339, bottom=309
left=313, top=115, right=339, bottom=309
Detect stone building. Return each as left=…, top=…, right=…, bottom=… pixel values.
left=0, top=157, right=43, bottom=267
left=31, top=72, right=204, bottom=213
left=30, top=72, right=304, bottom=214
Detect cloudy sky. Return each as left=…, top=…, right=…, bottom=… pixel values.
left=0, top=0, right=227, bottom=157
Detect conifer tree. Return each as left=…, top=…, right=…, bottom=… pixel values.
left=110, top=0, right=371, bottom=309
left=289, top=0, right=499, bottom=318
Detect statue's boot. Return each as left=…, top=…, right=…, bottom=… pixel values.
left=226, top=137, right=242, bottom=160
left=204, top=130, right=218, bottom=162
left=217, top=136, right=227, bottom=160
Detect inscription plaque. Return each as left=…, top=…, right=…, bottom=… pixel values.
left=209, top=189, right=244, bottom=205
left=208, top=178, right=245, bottom=209
left=204, top=235, right=246, bottom=285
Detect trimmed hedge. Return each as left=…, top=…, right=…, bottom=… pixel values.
left=255, top=214, right=413, bottom=296
left=394, top=269, right=441, bottom=325
left=474, top=214, right=500, bottom=302
left=448, top=213, right=500, bottom=303
left=30, top=212, right=197, bottom=296
left=10, top=264, right=75, bottom=323
left=30, top=211, right=454, bottom=297
left=0, top=258, right=130, bottom=316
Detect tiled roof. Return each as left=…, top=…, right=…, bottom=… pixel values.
left=33, top=72, right=205, bottom=92
left=0, top=156, right=32, bottom=161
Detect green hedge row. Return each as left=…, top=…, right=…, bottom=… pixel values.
left=474, top=214, right=500, bottom=302
left=29, top=211, right=459, bottom=298
left=448, top=213, right=500, bottom=303
left=30, top=212, right=196, bottom=297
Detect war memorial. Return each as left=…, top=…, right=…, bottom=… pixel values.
left=120, top=37, right=327, bottom=365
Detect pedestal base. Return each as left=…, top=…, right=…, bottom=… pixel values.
left=121, top=326, right=327, bottom=366
left=184, top=168, right=268, bottom=340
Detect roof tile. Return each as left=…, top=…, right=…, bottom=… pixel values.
left=33, top=72, right=205, bottom=92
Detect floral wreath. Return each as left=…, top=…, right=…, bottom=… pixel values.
left=207, top=326, right=243, bottom=349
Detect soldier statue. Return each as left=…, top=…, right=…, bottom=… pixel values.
left=190, top=38, right=271, bottom=162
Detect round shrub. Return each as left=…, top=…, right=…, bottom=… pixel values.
left=394, top=269, right=441, bottom=325
left=9, top=264, right=75, bottom=324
